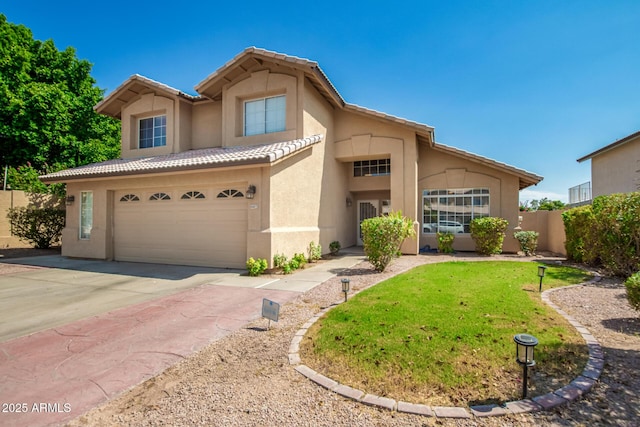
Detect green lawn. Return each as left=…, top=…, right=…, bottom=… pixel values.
left=301, top=261, right=591, bottom=406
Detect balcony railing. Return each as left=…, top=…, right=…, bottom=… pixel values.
left=569, top=181, right=592, bottom=204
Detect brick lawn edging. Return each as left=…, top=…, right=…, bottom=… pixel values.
left=289, top=268, right=604, bottom=419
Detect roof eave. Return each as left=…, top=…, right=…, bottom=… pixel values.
left=40, top=157, right=272, bottom=184
left=432, top=142, right=543, bottom=190
left=95, top=74, right=201, bottom=118
left=577, top=129, right=640, bottom=163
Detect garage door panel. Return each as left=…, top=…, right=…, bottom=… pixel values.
left=114, top=191, right=247, bottom=268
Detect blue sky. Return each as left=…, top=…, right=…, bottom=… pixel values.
left=4, top=1, right=640, bottom=203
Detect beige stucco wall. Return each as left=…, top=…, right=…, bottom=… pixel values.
left=591, top=136, right=640, bottom=197
left=417, top=145, right=521, bottom=253
left=520, top=210, right=567, bottom=256
left=191, top=100, right=222, bottom=149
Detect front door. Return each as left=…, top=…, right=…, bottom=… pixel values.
left=357, top=200, right=378, bottom=245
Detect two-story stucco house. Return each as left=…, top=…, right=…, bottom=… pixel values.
left=577, top=130, right=640, bottom=199
left=42, top=48, right=542, bottom=269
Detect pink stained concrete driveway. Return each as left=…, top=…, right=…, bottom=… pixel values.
left=0, top=283, right=298, bottom=427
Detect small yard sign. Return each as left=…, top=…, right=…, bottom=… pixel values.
left=262, top=298, right=280, bottom=329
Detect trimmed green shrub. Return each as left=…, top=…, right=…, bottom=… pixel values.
left=293, top=252, right=307, bottom=268
left=246, top=257, right=267, bottom=277
left=513, top=230, right=539, bottom=256
left=7, top=207, right=65, bottom=249
left=307, top=241, right=322, bottom=263
left=360, top=211, right=415, bottom=271
left=563, top=193, right=640, bottom=276
left=625, top=272, right=640, bottom=311
left=562, top=205, right=597, bottom=264
left=470, top=217, right=509, bottom=255
left=437, top=232, right=455, bottom=254
left=329, top=240, right=341, bottom=255
left=273, top=253, right=288, bottom=269
left=591, top=193, right=640, bottom=277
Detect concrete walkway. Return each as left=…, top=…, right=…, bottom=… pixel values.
left=0, top=251, right=366, bottom=427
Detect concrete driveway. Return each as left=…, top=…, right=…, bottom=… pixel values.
left=0, top=252, right=364, bottom=427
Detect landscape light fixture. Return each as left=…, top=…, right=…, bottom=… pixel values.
left=514, top=333, right=538, bottom=399
left=246, top=185, right=256, bottom=199
left=538, top=265, right=547, bottom=292
left=341, top=277, right=350, bottom=302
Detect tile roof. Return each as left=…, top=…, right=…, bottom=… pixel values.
left=41, top=135, right=323, bottom=182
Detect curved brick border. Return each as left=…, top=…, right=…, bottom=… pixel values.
left=289, top=270, right=604, bottom=419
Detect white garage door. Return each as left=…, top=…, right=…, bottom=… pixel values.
left=114, top=188, right=247, bottom=268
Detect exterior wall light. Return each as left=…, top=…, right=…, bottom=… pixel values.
left=341, top=277, right=350, bottom=302
left=538, top=265, right=547, bottom=292
left=346, top=197, right=352, bottom=207
left=65, top=195, right=75, bottom=205
left=246, top=185, right=256, bottom=199
left=514, top=333, right=538, bottom=399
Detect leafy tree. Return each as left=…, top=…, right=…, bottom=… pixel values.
left=520, top=198, right=565, bottom=211
left=0, top=14, right=120, bottom=193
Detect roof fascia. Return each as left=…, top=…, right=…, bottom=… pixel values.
left=577, top=130, right=640, bottom=163
left=194, top=47, right=345, bottom=107
left=344, top=103, right=435, bottom=143
left=95, top=74, right=201, bottom=117
left=432, top=142, right=543, bottom=190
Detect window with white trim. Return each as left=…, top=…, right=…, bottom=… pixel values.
left=422, top=188, right=489, bottom=234
left=244, top=95, right=285, bottom=136
left=139, top=115, right=166, bottom=148
left=80, top=191, right=93, bottom=240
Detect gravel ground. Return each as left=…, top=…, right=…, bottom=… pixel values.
left=60, top=253, right=639, bottom=427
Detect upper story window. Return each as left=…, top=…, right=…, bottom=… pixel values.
left=139, top=115, right=166, bottom=148
left=244, top=95, right=285, bottom=136
left=354, top=159, right=391, bottom=177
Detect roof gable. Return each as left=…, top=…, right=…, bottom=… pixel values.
left=194, top=47, right=344, bottom=108
left=433, top=142, right=543, bottom=190
left=95, top=74, right=202, bottom=118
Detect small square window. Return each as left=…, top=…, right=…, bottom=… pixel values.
left=244, top=96, right=285, bottom=136
left=139, top=115, right=166, bottom=148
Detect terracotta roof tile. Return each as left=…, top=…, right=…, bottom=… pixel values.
left=41, top=135, right=323, bottom=182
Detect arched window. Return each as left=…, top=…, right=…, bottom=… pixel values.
left=119, top=194, right=140, bottom=202
left=149, top=192, right=171, bottom=201
left=216, top=189, right=244, bottom=198
left=181, top=191, right=206, bottom=200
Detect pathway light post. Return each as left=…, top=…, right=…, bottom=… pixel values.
left=341, top=278, right=350, bottom=303
left=514, top=333, right=538, bottom=399
left=538, top=265, right=547, bottom=292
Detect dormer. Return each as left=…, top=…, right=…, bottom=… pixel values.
left=195, top=47, right=345, bottom=147
left=95, top=75, right=201, bottom=159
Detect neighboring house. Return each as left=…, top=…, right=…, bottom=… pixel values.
left=577, top=130, right=640, bottom=199
left=41, top=48, right=542, bottom=268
